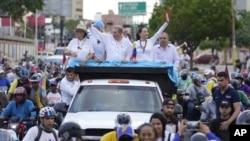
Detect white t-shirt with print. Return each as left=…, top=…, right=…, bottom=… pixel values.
left=47, top=91, right=61, bottom=105
left=22, top=126, right=58, bottom=141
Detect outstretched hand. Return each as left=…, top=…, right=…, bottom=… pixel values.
left=166, top=13, right=169, bottom=23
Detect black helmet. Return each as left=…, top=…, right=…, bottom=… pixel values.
left=230, top=79, right=241, bottom=90
left=193, top=74, right=203, bottom=85
left=236, top=110, right=250, bottom=125
left=235, top=73, right=243, bottom=80
left=115, top=113, right=131, bottom=126
left=58, top=122, right=82, bottom=140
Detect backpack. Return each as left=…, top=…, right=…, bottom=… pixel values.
left=34, top=126, right=58, bottom=141
left=194, top=86, right=205, bottom=105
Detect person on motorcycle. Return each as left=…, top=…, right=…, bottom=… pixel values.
left=204, top=69, right=217, bottom=94
left=177, top=69, right=192, bottom=90
left=29, top=73, right=48, bottom=108
left=185, top=74, right=211, bottom=120
left=101, top=113, right=139, bottom=141
left=23, top=106, right=58, bottom=141
left=230, top=79, right=250, bottom=110
left=7, top=67, right=30, bottom=101
left=58, top=121, right=83, bottom=141
left=236, top=110, right=250, bottom=125
left=0, top=87, right=36, bottom=120
left=235, top=73, right=250, bottom=96
left=0, top=68, right=10, bottom=89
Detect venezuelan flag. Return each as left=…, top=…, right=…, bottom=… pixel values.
left=39, top=66, right=47, bottom=90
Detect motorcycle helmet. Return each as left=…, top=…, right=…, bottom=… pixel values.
left=193, top=74, right=203, bottom=86
left=235, top=73, right=244, bottom=81
left=236, top=110, right=250, bottom=125
left=115, top=113, right=132, bottom=127
left=180, top=69, right=188, bottom=80
left=39, top=107, right=56, bottom=118
left=13, top=87, right=27, bottom=103
left=58, top=122, right=82, bottom=140
left=30, top=73, right=42, bottom=82
left=230, top=79, right=241, bottom=90
left=17, top=67, right=29, bottom=79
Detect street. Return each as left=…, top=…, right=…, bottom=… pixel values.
left=194, top=64, right=234, bottom=73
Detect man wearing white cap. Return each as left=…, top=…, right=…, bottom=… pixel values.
left=65, top=24, right=94, bottom=66
left=90, top=21, right=106, bottom=62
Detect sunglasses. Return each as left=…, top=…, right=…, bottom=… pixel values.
left=31, top=82, right=38, bottom=84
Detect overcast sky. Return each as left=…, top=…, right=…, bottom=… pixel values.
left=83, top=0, right=159, bottom=24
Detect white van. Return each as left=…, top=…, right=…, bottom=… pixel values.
left=37, top=52, right=54, bottom=60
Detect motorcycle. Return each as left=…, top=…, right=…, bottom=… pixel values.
left=6, top=117, right=37, bottom=140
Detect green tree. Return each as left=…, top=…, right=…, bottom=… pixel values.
left=149, top=0, right=240, bottom=69
left=236, top=10, right=250, bottom=48
left=64, top=19, right=80, bottom=37
left=0, top=0, right=44, bottom=21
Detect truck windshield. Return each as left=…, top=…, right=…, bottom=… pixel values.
left=69, top=85, right=162, bottom=113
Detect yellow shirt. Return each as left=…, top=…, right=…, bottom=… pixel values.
left=100, top=131, right=139, bottom=141
left=206, top=77, right=217, bottom=94
left=8, top=79, right=18, bottom=94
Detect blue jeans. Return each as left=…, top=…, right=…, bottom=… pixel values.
left=187, top=101, right=195, bottom=120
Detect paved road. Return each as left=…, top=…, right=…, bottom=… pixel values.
left=193, top=64, right=234, bottom=73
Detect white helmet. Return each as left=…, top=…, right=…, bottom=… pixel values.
left=204, top=69, right=215, bottom=76
left=39, top=107, right=56, bottom=117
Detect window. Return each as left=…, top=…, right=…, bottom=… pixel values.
left=69, top=85, right=162, bottom=113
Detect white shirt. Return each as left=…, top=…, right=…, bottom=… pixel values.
left=47, top=91, right=62, bottom=105
left=153, top=43, right=180, bottom=68
left=90, top=26, right=133, bottom=61
left=134, top=22, right=168, bottom=62
left=59, top=77, right=80, bottom=105
left=67, top=38, right=94, bottom=61
left=90, top=35, right=106, bottom=60
left=22, top=126, right=58, bottom=141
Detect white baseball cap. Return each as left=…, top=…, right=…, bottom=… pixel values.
left=0, top=68, right=4, bottom=73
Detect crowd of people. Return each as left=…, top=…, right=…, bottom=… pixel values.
left=0, top=16, right=249, bottom=141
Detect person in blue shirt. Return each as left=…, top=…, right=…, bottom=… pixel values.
left=0, top=68, right=10, bottom=89
left=0, top=87, right=36, bottom=120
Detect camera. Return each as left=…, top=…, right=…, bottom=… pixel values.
left=186, top=121, right=199, bottom=129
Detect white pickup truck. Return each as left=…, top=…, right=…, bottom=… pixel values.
left=55, top=66, right=177, bottom=140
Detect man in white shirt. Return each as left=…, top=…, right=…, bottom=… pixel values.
left=89, top=24, right=133, bottom=62
left=153, top=32, right=180, bottom=69
left=59, top=67, right=80, bottom=105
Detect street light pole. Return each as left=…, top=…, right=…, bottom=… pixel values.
left=231, top=0, right=237, bottom=66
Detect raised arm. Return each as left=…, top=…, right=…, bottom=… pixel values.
left=89, top=25, right=106, bottom=44
left=150, top=13, right=169, bottom=44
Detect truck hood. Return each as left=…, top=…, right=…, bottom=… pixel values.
left=62, top=111, right=152, bottom=129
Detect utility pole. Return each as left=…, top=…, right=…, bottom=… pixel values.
left=231, top=0, right=237, bottom=62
